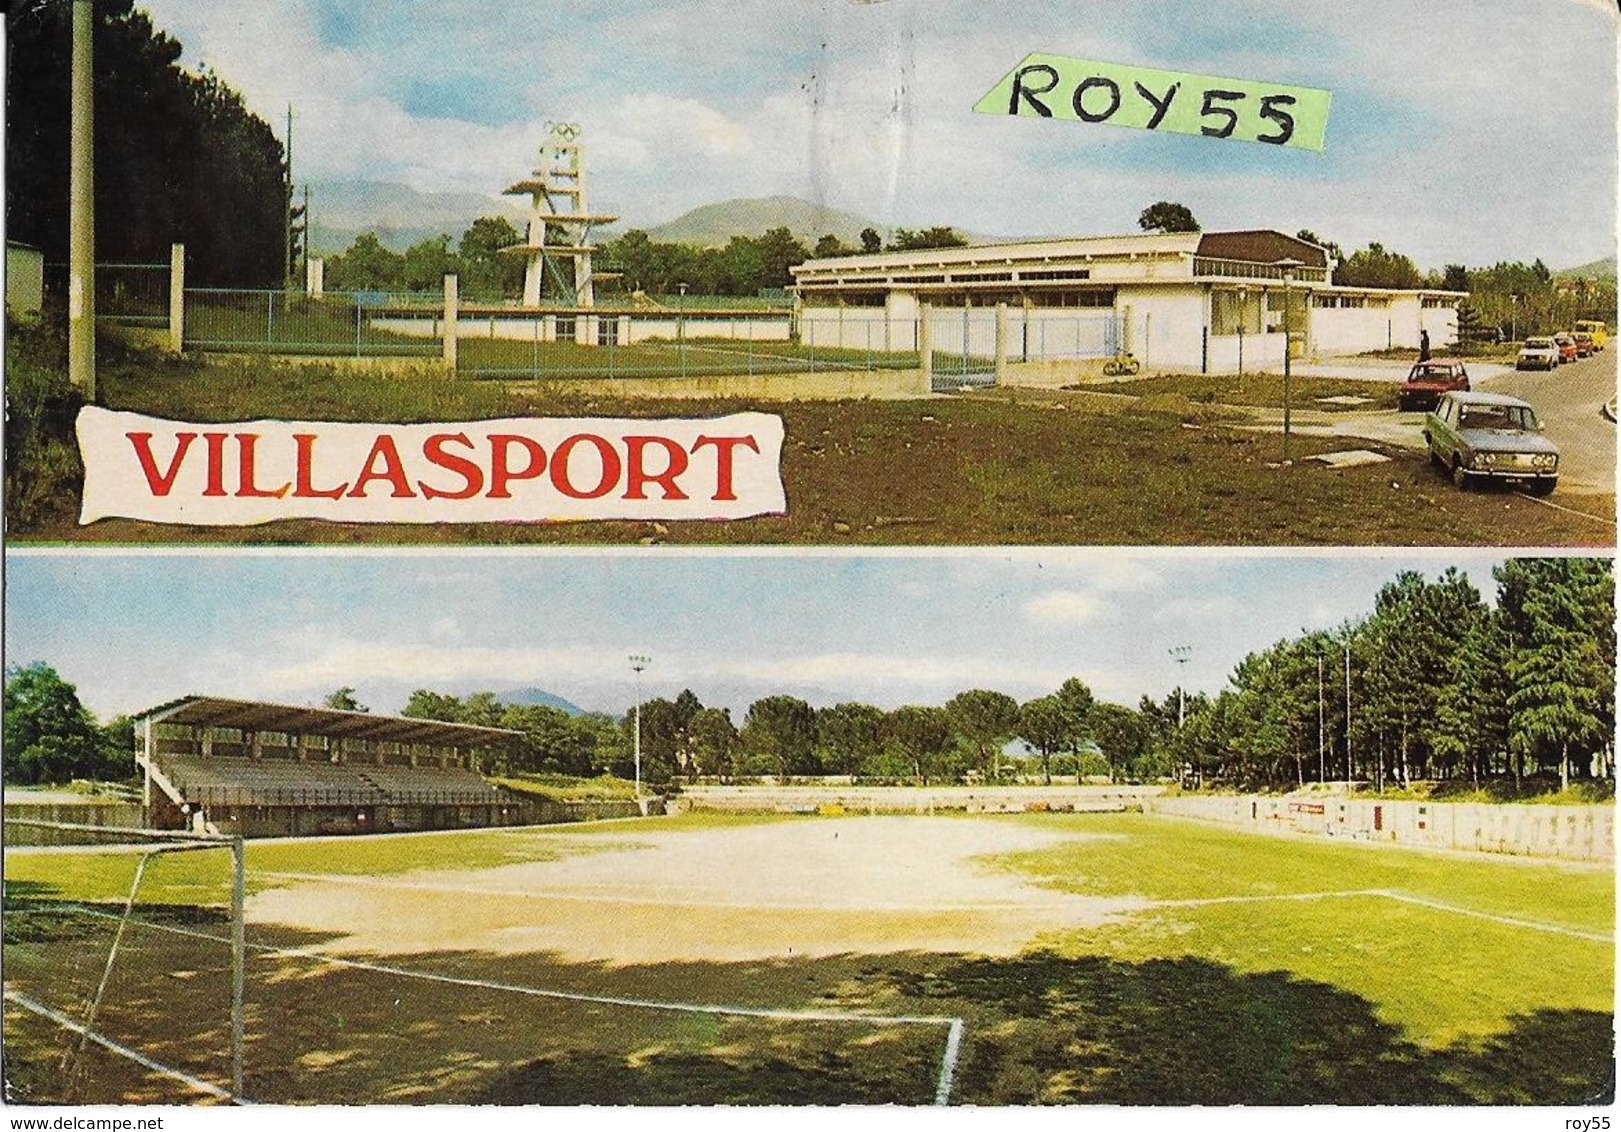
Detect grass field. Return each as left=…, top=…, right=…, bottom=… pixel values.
left=10, top=353, right=1613, bottom=545
left=3, top=812, right=1611, bottom=1105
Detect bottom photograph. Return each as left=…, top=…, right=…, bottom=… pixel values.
left=1, top=550, right=1614, bottom=1108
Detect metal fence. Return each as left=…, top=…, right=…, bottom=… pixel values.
left=458, top=309, right=917, bottom=382
left=44, top=261, right=170, bottom=326
left=183, top=289, right=441, bottom=355
left=1008, top=311, right=1121, bottom=362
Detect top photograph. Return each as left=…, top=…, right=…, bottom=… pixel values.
left=6, top=0, right=1616, bottom=546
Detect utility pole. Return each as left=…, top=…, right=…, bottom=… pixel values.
left=68, top=0, right=96, bottom=398
left=284, top=104, right=295, bottom=292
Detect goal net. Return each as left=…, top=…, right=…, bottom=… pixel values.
left=2, top=820, right=244, bottom=1105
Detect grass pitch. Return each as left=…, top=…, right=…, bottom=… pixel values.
left=2, top=811, right=1612, bottom=1105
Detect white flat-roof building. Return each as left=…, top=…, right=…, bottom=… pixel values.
left=6, top=240, right=44, bottom=317
left=791, top=229, right=1464, bottom=376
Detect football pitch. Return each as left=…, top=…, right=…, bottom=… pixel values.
left=2, top=811, right=1612, bottom=1106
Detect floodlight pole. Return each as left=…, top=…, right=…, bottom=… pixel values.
left=68, top=0, right=96, bottom=399
left=1168, top=645, right=1191, bottom=784
left=629, top=655, right=651, bottom=797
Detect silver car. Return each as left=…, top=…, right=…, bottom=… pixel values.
left=1422, top=391, right=1559, bottom=494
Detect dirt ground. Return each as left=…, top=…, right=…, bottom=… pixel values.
left=247, top=817, right=1143, bottom=964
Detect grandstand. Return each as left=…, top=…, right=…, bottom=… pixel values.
left=134, top=696, right=526, bottom=837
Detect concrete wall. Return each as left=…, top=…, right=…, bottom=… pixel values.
left=1312, top=305, right=1399, bottom=356
left=797, top=308, right=901, bottom=353
left=4, top=801, right=149, bottom=844
left=197, top=796, right=647, bottom=838
left=376, top=313, right=794, bottom=345
left=1144, top=793, right=1613, bottom=862
left=673, top=783, right=1166, bottom=815
left=1205, top=331, right=1288, bottom=374
left=1420, top=304, right=1460, bottom=346
left=1119, top=286, right=1207, bottom=371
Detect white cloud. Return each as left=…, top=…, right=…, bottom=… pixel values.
left=1023, top=590, right=1106, bottom=626
left=131, top=0, right=1612, bottom=265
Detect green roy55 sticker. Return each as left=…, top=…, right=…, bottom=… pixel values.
left=975, top=54, right=1331, bottom=151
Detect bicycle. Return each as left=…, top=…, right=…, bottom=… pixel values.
left=1101, top=352, right=1141, bottom=376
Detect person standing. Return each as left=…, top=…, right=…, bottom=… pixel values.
left=1419, top=328, right=1431, bottom=361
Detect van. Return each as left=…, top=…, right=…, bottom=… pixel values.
left=1574, top=319, right=1607, bottom=350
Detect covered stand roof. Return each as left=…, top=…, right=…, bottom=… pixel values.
left=136, top=696, right=522, bottom=748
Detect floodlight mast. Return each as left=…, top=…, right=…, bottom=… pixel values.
left=628, top=655, right=651, bottom=797
left=1169, top=645, right=1192, bottom=785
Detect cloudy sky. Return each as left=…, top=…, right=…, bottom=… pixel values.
left=6, top=549, right=1521, bottom=722
left=132, top=0, right=1618, bottom=268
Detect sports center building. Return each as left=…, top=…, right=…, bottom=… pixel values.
left=792, top=229, right=1466, bottom=375
left=135, top=696, right=527, bottom=838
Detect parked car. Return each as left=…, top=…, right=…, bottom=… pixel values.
left=1571, top=331, right=1596, bottom=358
left=1517, top=337, right=1559, bottom=370
left=1553, top=333, right=1578, bottom=363
left=1422, top=391, right=1559, bottom=494
left=1575, top=319, right=1607, bottom=351
left=1398, top=359, right=1470, bottom=412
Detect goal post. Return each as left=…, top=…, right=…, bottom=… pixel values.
left=2, top=819, right=247, bottom=1104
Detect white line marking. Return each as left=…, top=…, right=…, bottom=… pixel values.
left=934, top=1017, right=965, bottom=1105
left=34, top=905, right=965, bottom=1104
left=1373, top=890, right=1614, bottom=942
left=1145, top=887, right=1612, bottom=942
left=3, top=989, right=245, bottom=1104
left=1155, top=889, right=1389, bottom=907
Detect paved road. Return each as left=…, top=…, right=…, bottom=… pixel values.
left=1270, top=352, right=1615, bottom=494
left=1476, top=349, right=1615, bottom=494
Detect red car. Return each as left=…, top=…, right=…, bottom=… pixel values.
left=1399, top=359, right=1470, bottom=412
left=1554, top=333, right=1578, bottom=363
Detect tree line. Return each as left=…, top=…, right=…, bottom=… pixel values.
left=399, top=560, right=1613, bottom=793
left=1296, top=230, right=1613, bottom=340
left=8, top=0, right=288, bottom=287
left=321, top=221, right=971, bottom=300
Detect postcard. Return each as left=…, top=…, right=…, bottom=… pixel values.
left=1, top=0, right=1616, bottom=1121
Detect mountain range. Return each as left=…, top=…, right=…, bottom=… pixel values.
left=307, top=182, right=979, bottom=255
left=496, top=687, right=588, bottom=715
left=642, top=195, right=878, bottom=248
left=304, top=181, right=1613, bottom=275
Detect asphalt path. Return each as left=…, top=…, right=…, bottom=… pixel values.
left=1477, top=349, right=1615, bottom=494
left=1274, top=352, right=1615, bottom=495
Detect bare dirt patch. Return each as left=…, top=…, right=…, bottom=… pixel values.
left=248, top=817, right=1140, bottom=964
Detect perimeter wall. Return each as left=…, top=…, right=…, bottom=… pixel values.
left=1143, top=794, right=1613, bottom=862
